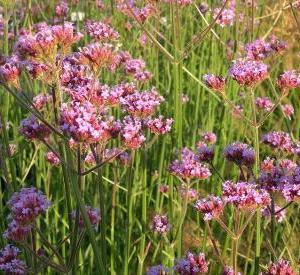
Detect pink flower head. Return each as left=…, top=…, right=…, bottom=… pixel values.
left=3, top=220, right=31, bottom=242
left=45, top=151, right=61, bottom=166
left=134, top=70, right=152, bottom=82
left=260, top=157, right=275, bottom=172
left=262, top=259, right=296, bottom=275
left=255, top=97, right=274, bottom=112
left=229, top=59, right=268, bottom=86
left=222, top=266, right=241, bottom=275
left=159, top=185, right=169, bottom=193
left=174, top=252, right=209, bottom=274
left=165, top=0, right=193, bottom=5
left=223, top=142, right=255, bottom=167
left=145, top=116, right=173, bottom=135
left=121, top=88, right=164, bottom=118
left=60, top=102, right=112, bottom=144
left=179, top=186, right=198, bottom=201
left=85, top=20, right=119, bottom=41
left=0, top=61, right=21, bottom=86
left=268, top=35, right=288, bottom=54
left=33, top=93, right=51, bottom=110
left=0, top=245, right=27, bottom=275
left=79, top=42, right=116, bottom=70
left=262, top=131, right=293, bottom=153
left=244, top=39, right=272, bottom=60
left=203, top=74, right=226, bottom=92
left=197, top=143, right=214, bottom=162
left=194, top=196, right=224, bottom=221
left=124, top=58, right=146, bottom=75
left=222, top=181, right=270, bottom=210
left=261, top=205, right=286, bottom=223
left=282, top=104, right=294, bottom=120
left=201, top=132, right=217, bottom=144
left=213, top=8, right=235, bottom=27
left=182, top=94, right=189, bottom=104
left=21, top=61, right=48, bottom=79
left=8, top=187, right=51, bottom=224
left=121, top=116, right=146, bottom=149
left=52, top=22, right=83, bottom=47
left=276, top=70, right=300, bottom=90
left=151, top=214, right=170, bottom=234
left=19, top=115, right=51, bottom=141
left=71, top=206, right=101, bottom=228
left=55, top=1, right=69, bottom=17
left=169, top=148, right=211, bottom=180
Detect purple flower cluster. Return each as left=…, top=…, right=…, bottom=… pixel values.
left=169, top=148, right=211, bottom=180
left=194, top=196, right=224, bottom=220
left=222, top=266, right=241, bottom=275
left=276, top=70, right=300, bottom=90
left=255, top=97, right=274, bottom=112
left=203, top=74, right=226, bottom=92
left=213, top=7, right=235, bottom=28
left=223, top=142, right=255, bottom=167
left=261, top=259, right=296, bottom=275
left=147, top=265, right=169, bottom=275
left=244, top=39, right=272, bottom=61
left=174, top=252, right=209, bottom=274
left=0, top=245, right=27, bottom=275
left=85, top=20, right=119, bottom=41
left=222, top=181, right=270, bottom=210
left=45, top=151, right=61, bottom=166
left=71, top=206, right=101, bottom=228
left=151, top=214, right=170, bottom=234
left=282, top=104, right=294, bottom=120
left=197, top=143, right=215, bottom=162
left=32, top=93, right=51, bottom=110
left=19, top=116, right=50, bottom=141
left=120, top=88, right=164, bottom=118
left=145, top=116, right=173, bottom=135
left=261, top=205, right=286, bottom=223
left=4, top=188, right=50, bottom=242
left=228, top=59, right=268, bottom=86
left=121, top=116, right=146, bottom=149
left=262, top=131, right=293, bottom=153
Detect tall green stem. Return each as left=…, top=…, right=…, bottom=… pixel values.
left=251, top=90, right=261, bottom=274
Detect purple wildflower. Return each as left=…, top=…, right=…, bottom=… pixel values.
left=244, top=39, right=272, bottom=60
left=174, top=252, right=209, bottom=274
left=151, top=214, right=170, bottom=234
left=71, top=206, right=101, bottom=228
left=203, top=74, right=226, bottom=92
left=223, top=142, right=255, bottom=167
left=262, top=131, right=293, bottom=153
left=228, top=59, right=268, bottom=86
left=0, top=245, right=27, bottom=275
left=262, top=259, right=296, bottom=275
left=276, top=70, right=300, bottom=90
left=194, top=196, right=224, bottom=221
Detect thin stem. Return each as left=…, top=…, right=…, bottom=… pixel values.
left=270, top=194, right=276, bottom=261
left=250, top=89, right=261, bottom=274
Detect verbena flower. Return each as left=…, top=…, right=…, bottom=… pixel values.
left=255, top=97, right=274, bottom=112
left=45, top=151, right=61, bottom=166
left=19, top=116, right=51, bottom=141
left=52, top=22, right=83, bottom=47
left=145, top=116, right=173, bottom=135
left=213, top=8, right=235, bottom=27
left=222, top=181, right=270, bottom=210
left=0, top=245, right=27, bottom=275
left=120, top=88, right=164, bottom=118
left=222, top=266, right=242, bottom=275
left=262, top=131, right=293, bottom=153
left=200, top=132, right=217, bottom=144
left=194, top=196, right=224, bottom=221
left=276, top=70, right=300, bottom=90
left=169, top=148, right=211, bottom=180
left=33, top=94, right=51, bottom=110
left=179, top=186, right=198, bottom=201
left=151, top=214, right=170, bottom=234
left=244, top=39, right=272, bottom=60
left=261, top=259, right=296, bottom=275
left=174, top=252, right=209, bottom=274
left=3, top=220, right=31, bottom=242
left=121, top=116, right=146, bottom=149
left=55, top=1, right=69, bottom=17
left=282, top=104, right=294, bottom=120
left=223, top=142, right=255, bottom=167
left=197, top=143, right=214, bottom=162
left=228, top=59, right=268, bottom=86
left=8, top=187, right=51, bottom=224
left=203, top=74, right=226, bottom=92
left=0, top=61, right=21, bottom=86
left=147, top=264, right=169, bottom=275
left=71, top=206, right=101, bottom=228
left=85, top=20, right=119, bottom=41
